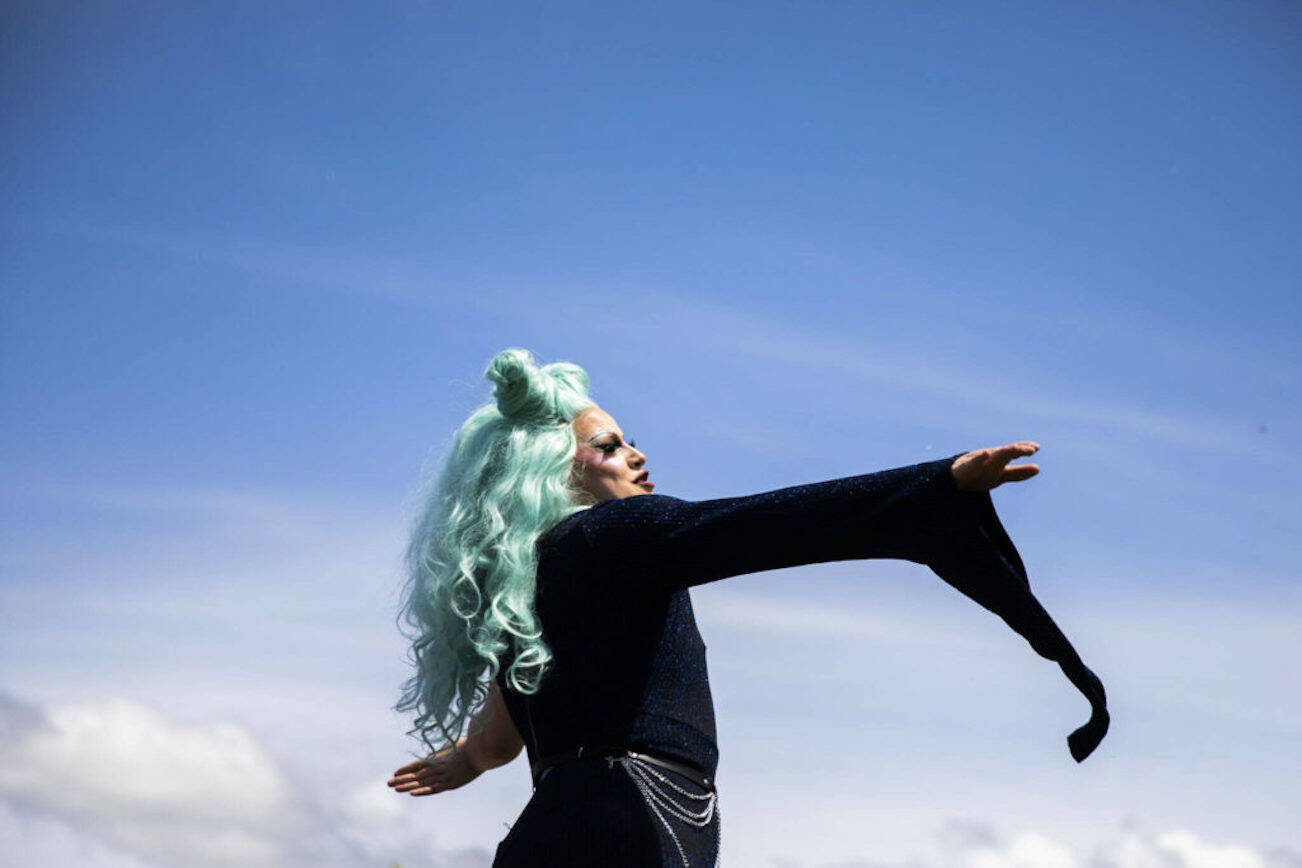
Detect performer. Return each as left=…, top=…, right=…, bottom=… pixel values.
left=387, top=348, right=1108, bottom=867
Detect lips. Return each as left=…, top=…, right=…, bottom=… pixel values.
left=634, top=471, right=653, bottom=490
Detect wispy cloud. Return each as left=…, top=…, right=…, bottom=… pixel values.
left=68, top=223, right=1294, bottom=464
left=557, top=288, right=1292, bottom=460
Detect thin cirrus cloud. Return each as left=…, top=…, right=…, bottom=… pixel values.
left=61, top=220, right=1287, bottom=466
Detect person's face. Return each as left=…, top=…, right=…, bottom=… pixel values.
left=570, top=406, right=653, bottom=503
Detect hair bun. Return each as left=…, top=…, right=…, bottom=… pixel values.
left=484, top=348, right=565, bottom=425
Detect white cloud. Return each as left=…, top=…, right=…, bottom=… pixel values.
left=2, top=691, right=1297, bottom=868
left=818, top=818, right=1302, bottom=868
left=1096, top=826, right=1286, bottom=868
left=0, top=693, right=301, bottom=867
left=0, top=692, right=492, bottom=868
left=930, top=817, right=1302, bottom=868
left=0, top=800, right=162, bottom=868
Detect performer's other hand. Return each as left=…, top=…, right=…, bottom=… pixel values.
left=951, top=441, right=1040, bottom=492
left=388, top=743, right=481, bottom=796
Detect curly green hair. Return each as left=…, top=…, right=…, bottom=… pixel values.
left=394, top=348, right=597, bottom=759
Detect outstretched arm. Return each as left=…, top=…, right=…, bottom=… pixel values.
left=577, top=440, right=1109, bottom=762
left=577, top=451, right=972, bottom=594
left=388, top=679, right=524, bottom=797
left=579, top=442, right=1042, bottom=595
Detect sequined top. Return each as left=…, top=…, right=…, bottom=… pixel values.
left=494, top=453, right=1109, bottom=779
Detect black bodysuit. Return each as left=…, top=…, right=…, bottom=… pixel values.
left=491, top=453, right=1108, bottom=867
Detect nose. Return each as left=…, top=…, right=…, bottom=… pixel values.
left=629, top=446, right=647, bottom=467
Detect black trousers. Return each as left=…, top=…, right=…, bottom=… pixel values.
left=492, top=754, right=721, bottom=867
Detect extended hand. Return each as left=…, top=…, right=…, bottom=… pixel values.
left=951, top=441, right=1041, bottom=492
left=387, top=743, right=481, bottom=797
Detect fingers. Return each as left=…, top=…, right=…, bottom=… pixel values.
left=1002, top=463, right=1040, bottom=481
left=986, top=442, right=1038, bottom=468
left=391, top=759, right=427, bottom=776
left=387, top=774, right=423, bottom=791
left=995, top=441, right=1039, bottom=484
left=389, top=767, right=443, bottom=795
left=389, top=754, right=466, bottom=797
left=395, top=781, right=439, bottom=796
left=394, top=779, right=439, bottom=795
left=956, top=442, right=1039, bottom=491
left=990, top=441, right=1039, bottom=462
left=388, top=759, right=433, bottom=789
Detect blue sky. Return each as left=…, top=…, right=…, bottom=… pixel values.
left=2, top=2, right=1299, bottom=866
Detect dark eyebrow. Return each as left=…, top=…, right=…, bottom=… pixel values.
left=587, top=431, right=622, bottom=444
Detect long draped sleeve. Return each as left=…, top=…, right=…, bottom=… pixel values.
left=575, top=453, right=1110, bottom=762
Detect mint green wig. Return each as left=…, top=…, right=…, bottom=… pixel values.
left=395, top=348, right=597, bottom=758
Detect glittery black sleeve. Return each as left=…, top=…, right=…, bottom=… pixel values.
left=576, top=453, right=1110, bottom=762
left=578, top=456, right=970, bottom=587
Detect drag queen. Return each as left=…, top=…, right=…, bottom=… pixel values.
left=388, top=348, right=1108, bottom=867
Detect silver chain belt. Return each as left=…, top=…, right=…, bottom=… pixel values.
left=610, top=753, right=720, bottom=868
